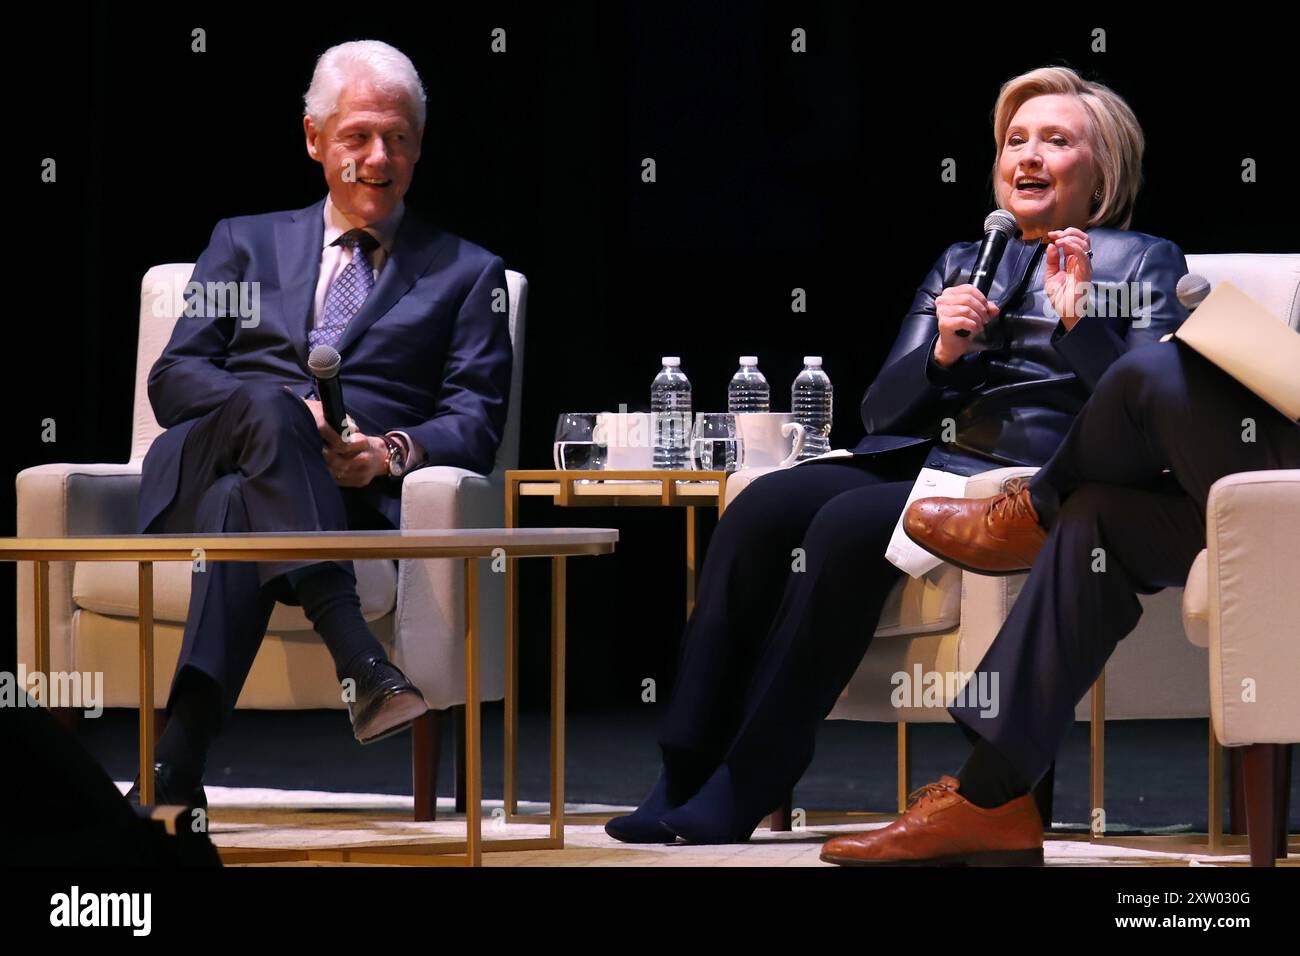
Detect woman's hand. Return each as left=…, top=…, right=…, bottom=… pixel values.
left=933, top=284, right=1000, bottom=367
left=1044, top=227, right=1093, bottom=330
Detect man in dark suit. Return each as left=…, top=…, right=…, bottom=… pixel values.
left=130, top=40, right=512, bottom=807
left=821, top=338, right=1300, bottom=865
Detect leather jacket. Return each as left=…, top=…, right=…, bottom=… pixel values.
left=850, top=228, right=1190, bottom=475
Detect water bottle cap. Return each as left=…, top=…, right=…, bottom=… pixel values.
left=739, top=356, right=758, bottom=366
left=661, top=356, right=681, bottom=367
left=803, top=356, right=822, bottom=366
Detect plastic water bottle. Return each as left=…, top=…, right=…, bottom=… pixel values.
left=651, top=356, right=692, bottom=470
left=727, top=356, right=771, bottom=413
left=792, top=356, right=832, bottom=459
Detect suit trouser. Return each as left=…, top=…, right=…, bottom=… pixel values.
left=949, top=341, right=1300, bottom=784
left=145, top=381, right=391, bottom=716
left=657, top=448, right=927, bottom=814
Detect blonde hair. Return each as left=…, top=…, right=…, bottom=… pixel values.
left=990, top=66, right=1144, bottom=230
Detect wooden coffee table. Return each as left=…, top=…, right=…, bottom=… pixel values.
left=2, top=527, right=617, bottom=866
left=502, top=469, right=729, bottom=821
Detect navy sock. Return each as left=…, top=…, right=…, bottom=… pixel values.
left=1026, top=475, right=1059, bottom=530
left=291, top=564, right=384, bottom=679
left=957, top=738, right=1030, bottom=809
left=156, top=668, right=222, bottom=779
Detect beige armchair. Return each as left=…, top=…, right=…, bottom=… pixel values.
left=723, top=251, right=1300, bottom=833
left=1181, top=471, right=1299, bottom=866
left=15, top=262, right=528, bottom=820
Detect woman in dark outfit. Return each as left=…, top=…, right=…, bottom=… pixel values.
left=607, top=65, right=1191, bottom=844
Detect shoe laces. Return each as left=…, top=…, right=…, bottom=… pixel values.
left=987, top=478, right=1033, bottom=524
left=905, top=778, right=957, bottom=810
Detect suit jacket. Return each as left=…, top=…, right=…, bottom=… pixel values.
left=138, top=198, right=513, bottom=532
left=848, top=228, right=1189, bottom=475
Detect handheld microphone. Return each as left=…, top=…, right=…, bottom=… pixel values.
left=308, top=345, right=352, bottom=439
left=956, top=209, right=1019, bottom=337
left=1176, top=273, right=1211, bottom=313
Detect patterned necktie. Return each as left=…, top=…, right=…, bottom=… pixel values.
left=310, top=228, right=381, bottom=350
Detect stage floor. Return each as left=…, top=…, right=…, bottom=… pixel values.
left=115, top=784, right=1298, bottom=867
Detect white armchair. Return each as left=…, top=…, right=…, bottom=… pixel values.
left=724, top=252, right=1300, bottom=832
left=15, top=262, right=528, bottom=820
left=1181, top=470, right=1299, bottom=867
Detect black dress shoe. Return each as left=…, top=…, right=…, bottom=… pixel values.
left=125, top=762, right=208, bottom=810
left=345, top=654, right=429, bottom=744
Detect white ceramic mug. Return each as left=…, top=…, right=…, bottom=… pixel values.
left=593, top=411, right=654, bottom=470
left=734, top=412, right=807, bottom=468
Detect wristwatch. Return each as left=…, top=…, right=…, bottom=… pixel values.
left=382, top=434, right=408, bottom=478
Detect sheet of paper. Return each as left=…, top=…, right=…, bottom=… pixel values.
left=791, top=448, right=855, bottom=467
left=885, top=467, right=969, bottom=578
left=1172, top=280, right=1300, bottom=421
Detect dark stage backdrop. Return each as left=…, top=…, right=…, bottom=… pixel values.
left=9, top=3, right=1297, bottom=709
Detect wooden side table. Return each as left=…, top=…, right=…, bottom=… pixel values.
left=502, top=469, right=728, bottom=820
left=3, top=527, right=617, bottom=866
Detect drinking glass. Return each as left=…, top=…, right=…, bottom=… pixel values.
left=690, top=413, right=742, bottom=472
left=553, top=412, right=606, bottom=471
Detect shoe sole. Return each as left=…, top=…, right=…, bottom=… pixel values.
left=355, top=693, right=429, bottom=745
left=902, top=524, right=1034, bottom=578
left=604, top=825, right=680, bottom=845
left=820, top=847, right=1044, bottom=867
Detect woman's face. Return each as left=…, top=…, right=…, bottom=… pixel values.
left=997, top=94, right=1098, bottom=241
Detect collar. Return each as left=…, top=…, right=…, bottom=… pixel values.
left=322, top=194, right=405, bottom=253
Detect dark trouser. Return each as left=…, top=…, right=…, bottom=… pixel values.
left=145, top=381, right=391, bottom=716
left=658, top=447, right=926, bottom=814
left=950, top=341, right=1300, bottom=784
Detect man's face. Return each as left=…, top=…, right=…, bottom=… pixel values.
left=304, top=81, right=422, bottom=225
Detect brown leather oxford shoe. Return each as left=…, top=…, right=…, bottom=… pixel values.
left=903, top=477, right=1047, bottom=575
left=819, top=776, right=1043, bottom=867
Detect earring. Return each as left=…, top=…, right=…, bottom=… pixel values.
left=1093, top=187, right=1103, bottom=201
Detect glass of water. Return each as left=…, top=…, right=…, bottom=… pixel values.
left=690, top=413, right=742, bottom=472
left=554, top=412, right=606, bottom=471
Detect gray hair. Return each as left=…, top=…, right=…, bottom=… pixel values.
left=303, top=40, right=427, bottom=130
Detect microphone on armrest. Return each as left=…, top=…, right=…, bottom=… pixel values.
left=1161, top=274, right=1211, bottom=342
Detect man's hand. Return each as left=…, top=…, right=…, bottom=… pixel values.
left=303, top=398, right=328, bottom=434
left=305, top=398, right=389, bottom=486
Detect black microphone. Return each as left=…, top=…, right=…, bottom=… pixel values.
left=956, top=209, right=1019, bottom=337
left=308, top=345, right=349, bottom=437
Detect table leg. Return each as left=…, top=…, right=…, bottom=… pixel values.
left=550, top=556, right=567, bottom=845
left=1209, top=732, right=1225, bottom=851
left=33, top=561, right=50, bottom=698
left=896, top=722, right=912, bottom=813
left=463, top=557, right=482, bottom=867
left=505, top=478, right=520, bottom=817
left=139, top=561, right=156, bottom=806
left=1090, top=671, right=1105, bottom=840
left=685, top=506, right=698, bottom=619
